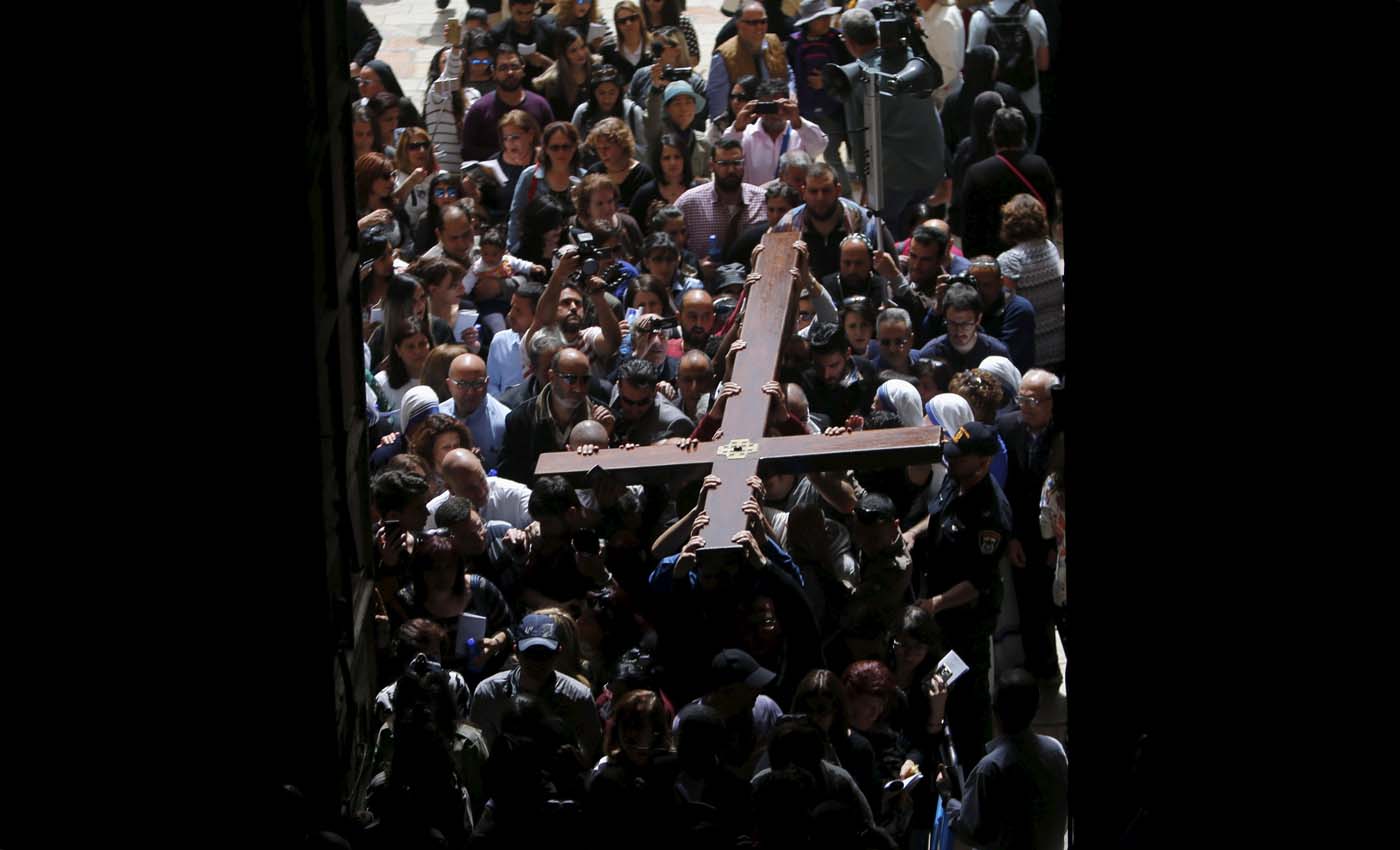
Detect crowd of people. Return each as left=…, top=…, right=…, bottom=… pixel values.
left=330, top=1, right=1067, bottom=848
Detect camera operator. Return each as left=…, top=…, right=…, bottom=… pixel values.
left=838, top=7, right=945, bottom=242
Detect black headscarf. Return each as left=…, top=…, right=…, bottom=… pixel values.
left=365, top=59, right=424, bottom=128
left=941, top=46, right=999, bottom=152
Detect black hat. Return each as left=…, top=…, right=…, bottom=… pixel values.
left=942, top=421, right=1000, bottom=458
left=854, top=492, right=897, bottom=524
left=712, top=262, right=747, bottom=293
left=710, top=648, right=776, bottom=690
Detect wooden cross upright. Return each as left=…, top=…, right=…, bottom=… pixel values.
left=533, top=230, right=943, bottom=558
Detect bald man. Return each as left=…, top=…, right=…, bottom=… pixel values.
left=675, top=349, right=716, bottom=420
left=441, top=353, right=511, bottom=470
left=426, top=447, right=534, bottom=530
left=499, top=347, right=609, bottom=483
left=679, top=289, right=716, bottom=352
left=566, top=419, right=610, bottom=451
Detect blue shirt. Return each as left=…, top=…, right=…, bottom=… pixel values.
left=649, top=533, right=805, bottom=593
left=946, top=729, right=1068, bottom=850
left=441, top=393, right=511, bottom=472
left=486, top=329, right=523, bottom=397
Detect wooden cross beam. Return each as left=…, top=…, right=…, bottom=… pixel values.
left=532, top=230, right=944, bottom=557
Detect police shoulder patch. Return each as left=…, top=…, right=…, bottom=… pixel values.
left=978, top=530, right=1002, bottom=555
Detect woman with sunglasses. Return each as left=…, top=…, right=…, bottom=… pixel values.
left=413, top=172, right=467, bottom=254
left=393, top=127, right=441, bottom=230
left=628, top=26, right=708, bottom=126
left=704, top=74, right=760, bottom=147
left=530, top=27, right=595, bottom=130
left=469, top=109, right=541, bottom=230
left=598, top=1, right=649, bottom=83
left=357, top=59, right=424, bottom=131
left=507, top=121, right=586, bottom=253
left=640, top=0, right=699, bottom=67
left=356, top=153, right=417, bottom=261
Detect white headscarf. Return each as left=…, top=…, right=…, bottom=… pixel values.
left=978, top=355, right=1022, bottom=401
left=876, top=379, right=924, bottom=428
left=926, top=392, right=974, bottom=434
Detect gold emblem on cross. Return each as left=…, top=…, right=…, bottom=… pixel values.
left=716, top=438, right=759, bottom=459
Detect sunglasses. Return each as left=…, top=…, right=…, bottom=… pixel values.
left=406, top=141, right=432, bottom=151
left=617, top=15, right=640, bottom=25
left=618, top=394, right=652, bottom=407
left=556, top=373, right=588, bottom=384
left=448, top=377, right=488, bottom=389
left=433, top=188, right=460, bottom=198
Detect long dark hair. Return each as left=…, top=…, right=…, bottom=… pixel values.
left=538, top=121, right=583, bottom=173
left=517, top=194, right=570, bottom=267
left=650, top=132, right=694, bottom=189
left=384, top=316, right=430, bottom=389
left=643, top=0, right=681, bottom=29
left=718, top=74, right=759, bottom=125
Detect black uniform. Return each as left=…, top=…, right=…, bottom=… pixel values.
left=916, top=469, right=1013, bottom=778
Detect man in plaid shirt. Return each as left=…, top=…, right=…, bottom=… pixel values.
left=674, top=139, right=768, bottom=282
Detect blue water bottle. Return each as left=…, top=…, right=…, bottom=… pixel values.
left=707, top=233, right=720, bottom=262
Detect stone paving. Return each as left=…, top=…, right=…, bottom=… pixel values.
left=359, top=0, right=731, bottom=104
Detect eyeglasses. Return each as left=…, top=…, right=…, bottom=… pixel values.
left=879, top=337, right=911, bottom=348
left=356, top=77, right=373, bottom=86
left=496, top=63, right=525, bottom=73
left=714, top=158, right=746, bottom=169
left=556, top=372, right=588, bottom=384
left=739, top=18, right=768, bottom=26
left=406, top=141, right=432, bottom=151
left=419, top=527, right=453, bottom=538
left=1016, top=394, right=1046, bottom=407
left=946, top=319, right=977, bottom=331
left=433, top=188, right=460, bottom=198
left=548, top=143, right=576, bottom=152
left=449, top=377, right=488, bottom=389
left=617, top=15, right=640, bottom=25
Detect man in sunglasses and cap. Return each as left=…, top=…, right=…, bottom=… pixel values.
left=469, top=612, right=603, bottom=762
left=904, top=421, right=1013, bottom=775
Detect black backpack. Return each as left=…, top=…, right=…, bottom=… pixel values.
left=983, top=2, right=1037, bottom=92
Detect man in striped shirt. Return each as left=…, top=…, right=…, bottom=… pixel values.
left=674, top=139, right=767, bottom=282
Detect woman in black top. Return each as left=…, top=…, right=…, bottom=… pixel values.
left=356, top=152, right=417, bottom=260
left=628, top=132, right=700, bottom=228
left=583, top=117, right=653, bottom=207
left=358, top=58, right=424, bottom=129
left=940, top=45, right=1033, bottom=155
left=395, top=530, right=515, bottom=681
left=948, top=91, right=1005, bottom=237
left=530, top=27, right=594, bottom=126
left=515, top=194, right=570, bottom=272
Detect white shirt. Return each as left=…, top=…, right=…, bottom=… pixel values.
left=426, top=475, right=534, bottom=530
left=374, top=372, right=419, bottom=413
left=922, top=1, right=966, bottom=107
left=967, top=0, right=1049, bottom=115
left=723, top=119, right=828, bottom=187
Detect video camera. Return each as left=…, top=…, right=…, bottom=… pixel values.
left=660, top=64, right=690, bottom=82
left=872, top=0, right=937, bottom=70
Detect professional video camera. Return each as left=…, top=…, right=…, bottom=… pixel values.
left=872, top=0, right=938, bottom=70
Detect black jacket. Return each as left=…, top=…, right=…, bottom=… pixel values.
left=996, top=409, right=1058, bottom=545
left=347, top=1, right=381, bottom=68
left=800, top=355, right=880, bottom=426
left=957, top=149, right=1057, bottom=259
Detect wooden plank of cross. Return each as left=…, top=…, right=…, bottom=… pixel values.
left=533, top=229, right=943, bottom=557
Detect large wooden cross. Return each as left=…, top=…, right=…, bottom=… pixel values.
left=533, top=230, right=943, bottom=557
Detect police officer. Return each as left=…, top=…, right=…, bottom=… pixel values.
left=907, top=421, right=1013, bottom=780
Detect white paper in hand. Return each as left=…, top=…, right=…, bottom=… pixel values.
left=884, top=773, right=924, bottom=794
left=457, top=612, right=488, bottom=656
left=455, top=309, right=479, bottom=342
left=934, top=650, right=969, bottom=687
left=588, top=22, right=609, bottom=43
left=517, top=42, right=536, bottom=56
